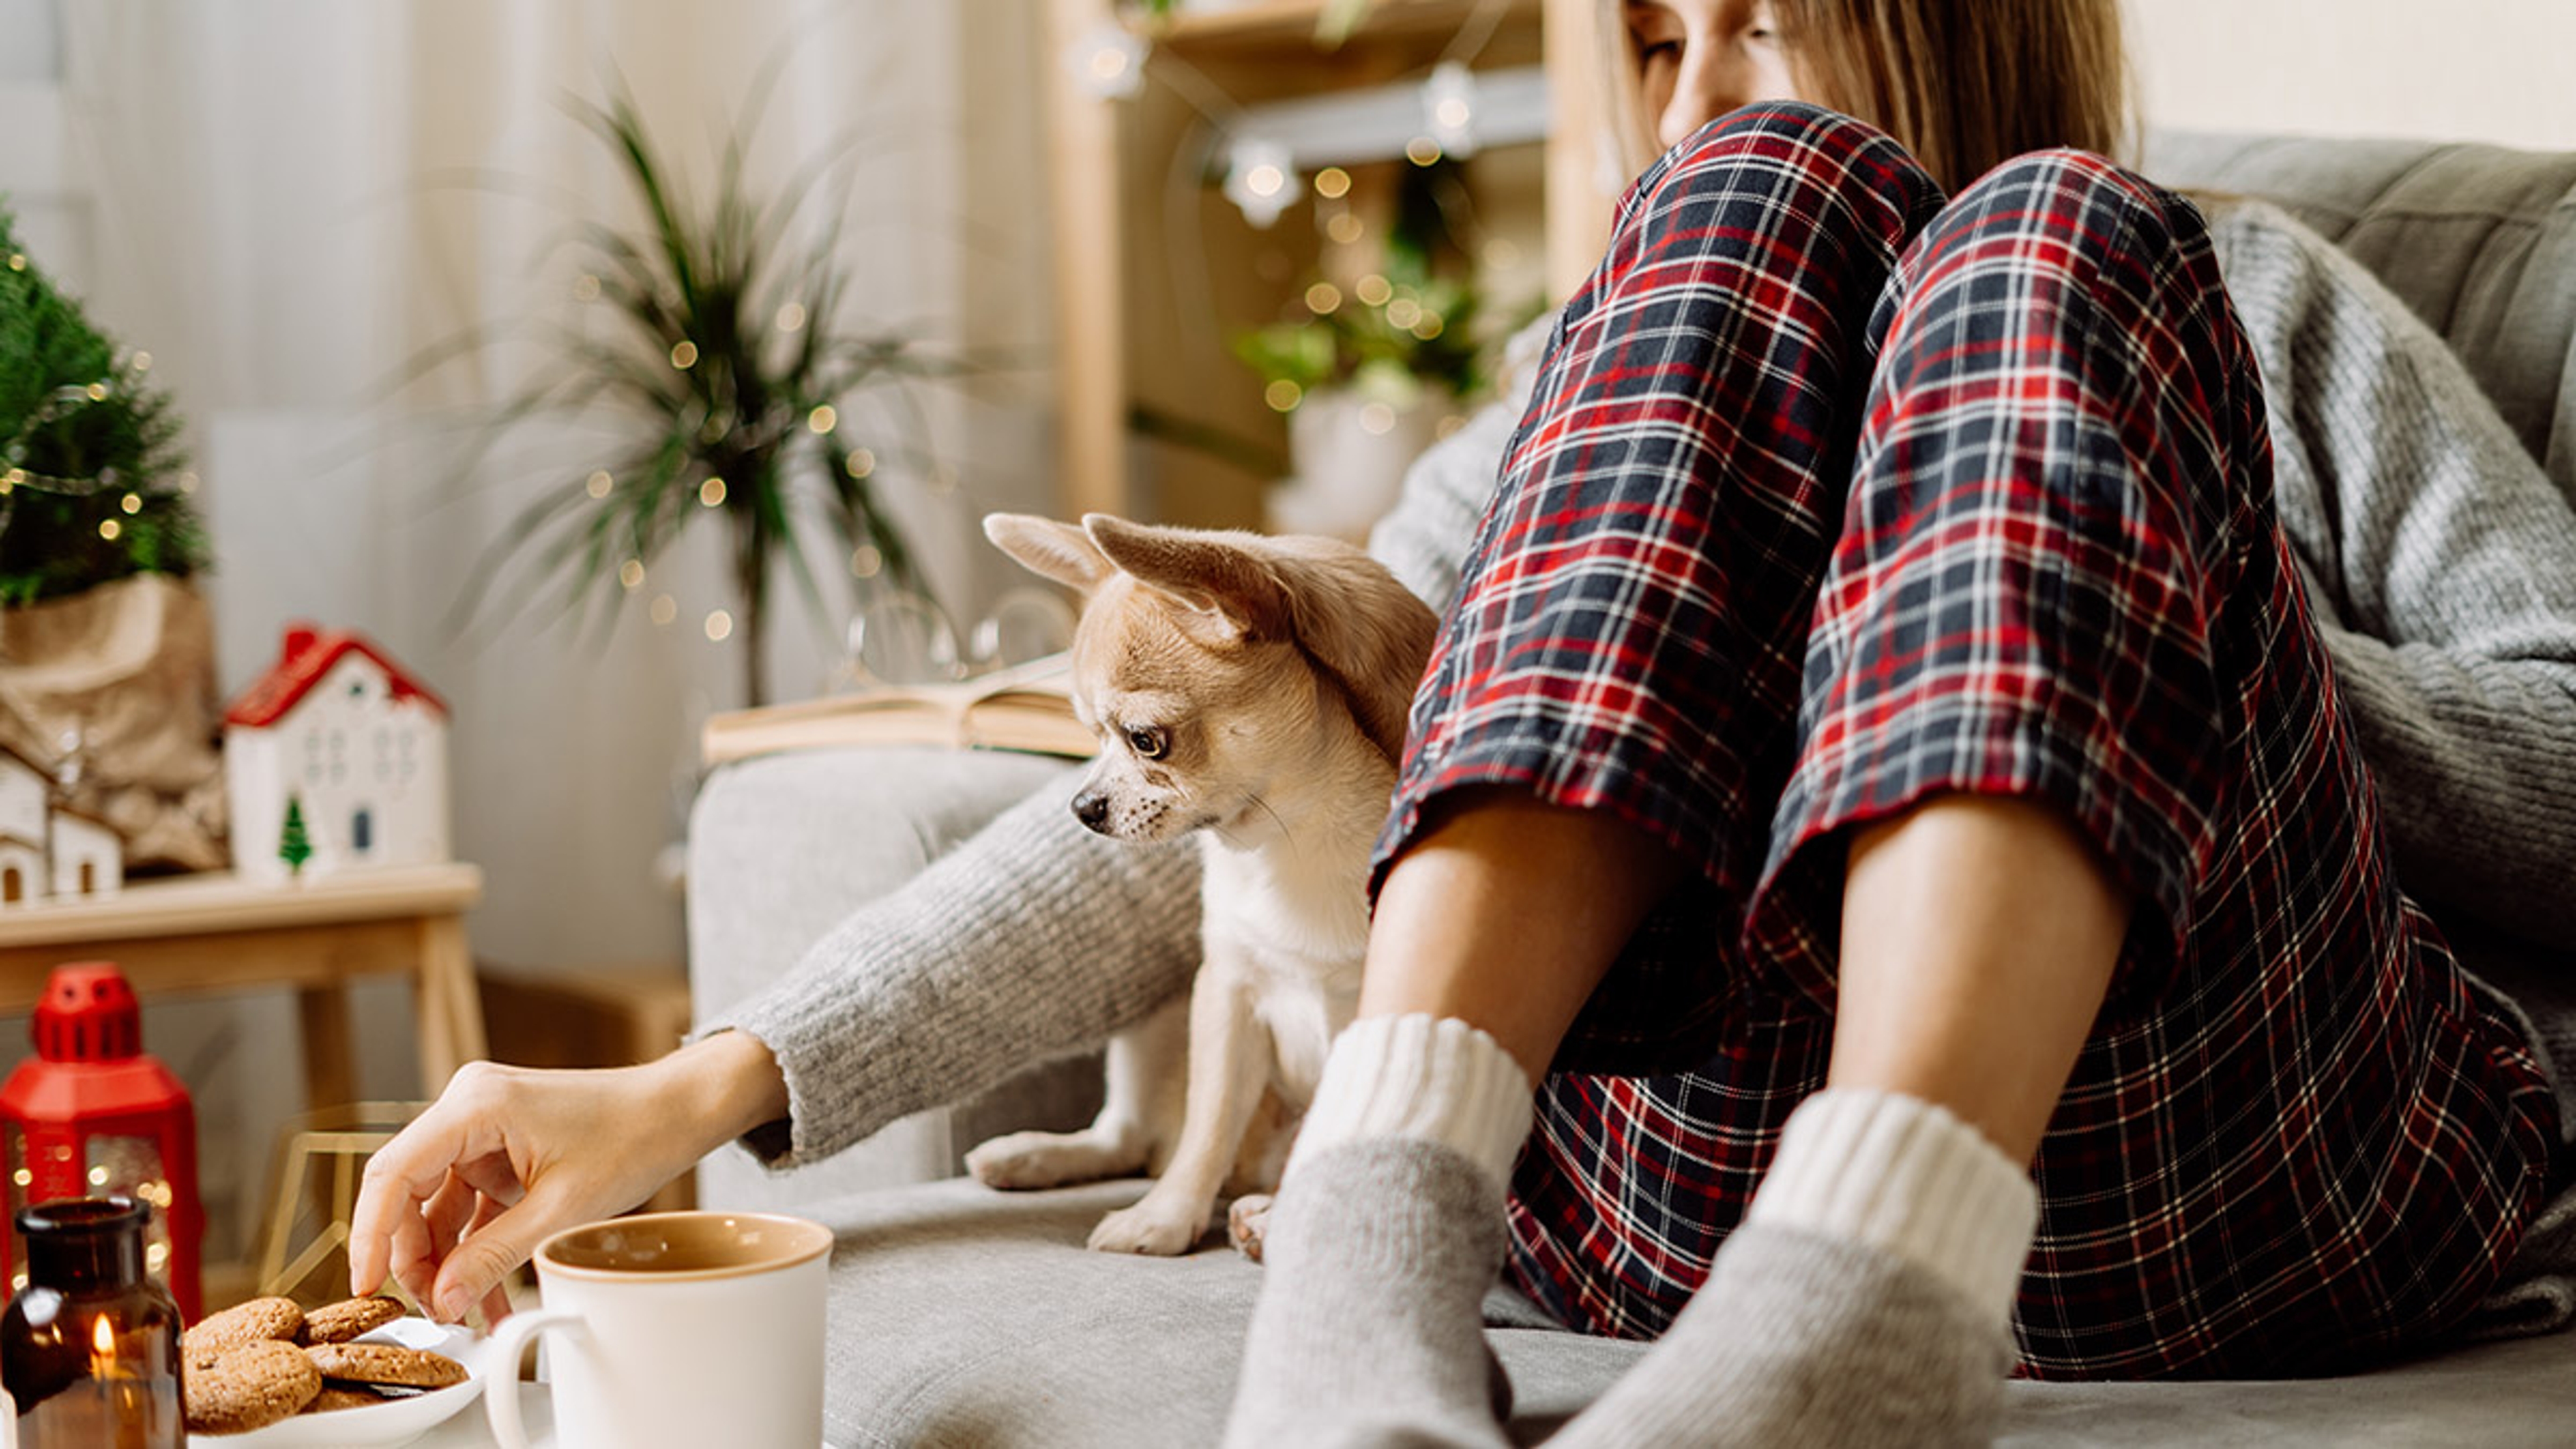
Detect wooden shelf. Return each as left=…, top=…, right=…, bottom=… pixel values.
left=1046, top=0, right=1609, bottom=524
left=1146, top=0, right=1544, bottom=55
left=0, top=863, right=482, bottom=950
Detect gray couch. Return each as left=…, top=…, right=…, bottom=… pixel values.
left=688, top=131, right=2576, bottom=1447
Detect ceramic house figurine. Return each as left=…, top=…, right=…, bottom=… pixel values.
left=0, top=744, right=124, bottom=907
left=46, top=808, right=121, bottom=898
left=0, top=748, right=47, bottom=905
left=223, top=624, right=450, bottom=885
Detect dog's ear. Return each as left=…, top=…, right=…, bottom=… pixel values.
left=984, top=513, right=1114, bottom=593
left=1263, top=541, right=1440, bottom=761
left=1081, top=515, right=1291, bottom=638
left=1086, top=515, right=1436, bottom=761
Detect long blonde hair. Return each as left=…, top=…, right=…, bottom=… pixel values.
left=1597, top=0, right=2137, bottom=193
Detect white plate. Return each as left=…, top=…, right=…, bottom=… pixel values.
left=188, top=1317, right=487, bottom=1448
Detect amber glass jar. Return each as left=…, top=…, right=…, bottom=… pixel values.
left=0, top=1197, right=183, bottom=1447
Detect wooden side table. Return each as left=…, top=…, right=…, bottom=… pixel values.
left=0, top=862, right=488, bottom=1108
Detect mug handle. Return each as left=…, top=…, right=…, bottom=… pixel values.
left=482, top=1307, right=585, bottom=1449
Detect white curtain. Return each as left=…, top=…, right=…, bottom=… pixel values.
left=61, top=0, right=1056, bottom=973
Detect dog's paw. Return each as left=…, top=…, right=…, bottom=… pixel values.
left=967, top=1131, right=1128, bottom=1191
left=1226, top=1193, right=1275, bottom=1263
left=1087, top=1200, right=1207, bottom=1256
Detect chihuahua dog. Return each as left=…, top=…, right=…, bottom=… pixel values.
left=964, top=512, right=1438, bottom=1256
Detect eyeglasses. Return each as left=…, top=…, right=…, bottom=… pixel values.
left=830, top=586, right=1076, bottom=691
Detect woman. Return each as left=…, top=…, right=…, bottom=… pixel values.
left=350, top=3, right=2576, bottom=1444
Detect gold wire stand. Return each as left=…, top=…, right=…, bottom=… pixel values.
left=254, top=1101, right=427, bottom=1305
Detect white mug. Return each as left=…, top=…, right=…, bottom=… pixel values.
left=484, top=1210, right=833, bottom=1449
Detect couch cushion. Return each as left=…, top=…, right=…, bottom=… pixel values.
left=688, top=747, right=1105, bottom=1210
left=804, top=1177, right=2576, bottom=1448
left=2143, top=131, right=2576, bottom=495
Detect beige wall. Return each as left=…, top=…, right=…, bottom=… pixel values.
left=2128, top=0, right=2576, bottom=150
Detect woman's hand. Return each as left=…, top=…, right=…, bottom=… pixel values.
left=348, top=1031, right=790, bottom=1324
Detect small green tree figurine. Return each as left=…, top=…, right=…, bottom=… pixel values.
left=278, top=795, right=314, bottom=878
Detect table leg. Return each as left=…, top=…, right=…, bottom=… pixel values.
left=297, top=985, right=358, bottom=1114
left=415, top=915, right=486, bottom=1093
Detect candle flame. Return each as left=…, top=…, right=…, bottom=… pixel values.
left=89, top=1313, right=113, bottom=1377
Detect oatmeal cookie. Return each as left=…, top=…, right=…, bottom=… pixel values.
left=182, top=1296, right=305, bottom=1370
left=305, top=1383, right=396, bottom=1413
left=298, top=1295, right=405, bottom=1344
left=304, top=1340, right=469, bottom=1389
left=184, top=1339, right=323, bottom=1434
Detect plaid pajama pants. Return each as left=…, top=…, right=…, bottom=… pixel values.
left=1376, top=103, right=2559, bottom=1380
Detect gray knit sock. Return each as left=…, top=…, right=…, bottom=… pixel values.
left=1222, top=1138, right=1516, bottom=1449
left=1544, top=1223, right=2014, bottom=1448
left=1546, top=1089, right=2031, bottom=1448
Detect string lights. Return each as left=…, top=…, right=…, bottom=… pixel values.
left=1208, top=64, right=1547, bottom=226
left=1065, top=22, right=1148, bottom=101
left=1223, top=138, right=1297, bottom=229
left=0, top=350, right=176, bottom=559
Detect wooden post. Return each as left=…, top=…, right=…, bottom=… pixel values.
left=1543, top=0, right=1614, bottom=302
left=1047, top=0, right=1132, bottom=519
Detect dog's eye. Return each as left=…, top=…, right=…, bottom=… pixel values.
left=1126, top=725, right=1169, bottom=759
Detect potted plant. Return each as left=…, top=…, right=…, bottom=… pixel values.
left=442, top=87, right=956, bottom=707
left=1230, top=166, right=1522, bottom=540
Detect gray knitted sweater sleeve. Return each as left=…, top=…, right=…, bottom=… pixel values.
left=709, top=787, right=1205, bottom=1167
left=2203, top=200, right=2576, bottom=949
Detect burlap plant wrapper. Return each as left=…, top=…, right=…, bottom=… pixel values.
left=0, top=575, right=228, bottom=871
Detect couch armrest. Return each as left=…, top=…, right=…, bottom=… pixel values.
left=686, top=745, right=1106, bottom=1212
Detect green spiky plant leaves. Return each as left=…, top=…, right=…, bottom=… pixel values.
left=0, top=204, right=207, bottom=608
left=446, top=87, right=954, bottom=706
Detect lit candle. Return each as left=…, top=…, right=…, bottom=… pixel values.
left=84, top=1313, right=149, bottom=1449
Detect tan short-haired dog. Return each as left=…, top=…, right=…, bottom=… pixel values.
left=965, top=512, right=1438, bottom=1255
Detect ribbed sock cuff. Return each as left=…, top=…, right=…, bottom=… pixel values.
left=1747, top=1088, right=2039, bottom=1317
left=1291, top=1014, right=1535, bottom=1185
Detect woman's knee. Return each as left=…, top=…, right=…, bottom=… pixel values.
left=1936, top=148, right=2215, bottom=297
left=1616, top=101, right=1941, bottom=249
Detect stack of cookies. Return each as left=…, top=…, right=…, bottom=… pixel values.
left=182, top=1295, right=469, bottom=1436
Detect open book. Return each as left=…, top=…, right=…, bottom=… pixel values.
left=700, top=654, right=1094, bottom=765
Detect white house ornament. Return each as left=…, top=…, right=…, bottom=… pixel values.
left=0, top=743, right=123, bottom=908
left=222, top=624, right=450, bottom=885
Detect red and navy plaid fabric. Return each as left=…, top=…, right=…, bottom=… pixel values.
left=1376, top=103, right=2560, bottom=1380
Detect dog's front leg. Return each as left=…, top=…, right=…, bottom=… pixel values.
left=965, top=996, right=1187, bottom=1189
left=1088, top=958, right=1270, bottom=1255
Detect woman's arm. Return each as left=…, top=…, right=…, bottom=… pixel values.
left=2211, top=201, right=2576, bottom=945
left=352, top=780, right=1207, bottom=1319
left=702, top=780, right=1205, bottom=1167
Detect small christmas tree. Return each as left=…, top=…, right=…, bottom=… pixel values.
left=0, top=201, right=209, bottom=607
left=277, top=795, right=313, bottom=878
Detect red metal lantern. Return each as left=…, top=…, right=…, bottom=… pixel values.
left=0, top=963, right=202, bottom=1321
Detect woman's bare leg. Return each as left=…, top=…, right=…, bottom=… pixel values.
left=1832, top=794, right=2127, bottom=1163
left=1356, top=790, right=2127, bottom=1163
left=1353, top=787, right=1693, bottom=1083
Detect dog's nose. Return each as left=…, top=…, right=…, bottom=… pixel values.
left=1071, top=792, right=1112, bottom=833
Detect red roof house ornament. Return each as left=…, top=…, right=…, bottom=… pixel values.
left=221, top=623, right=450, bottom=884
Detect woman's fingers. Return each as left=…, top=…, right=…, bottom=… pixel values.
left=352, top=1095, right=498, bottom=1297
left=419, top=1170, right=481, bottom=1265
left=382, top=1181, right=444, bottom=1307
left=352, top=1063, right=533, bottom=1297
left=466, top=1193, right=517, bottom=1328
left=430, top=1191, right=564, bottom=1324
